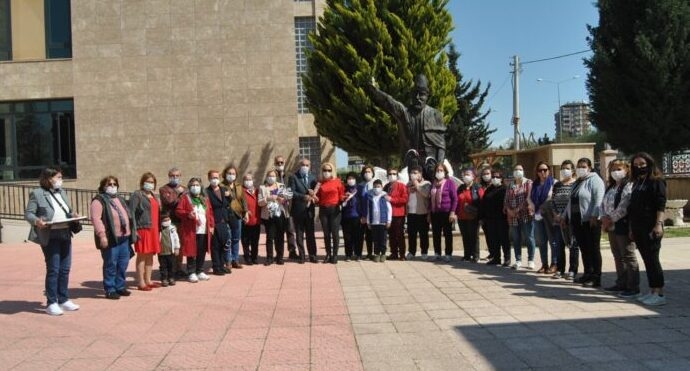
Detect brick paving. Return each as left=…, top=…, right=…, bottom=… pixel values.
left=1, top=220, right=690, bottom=370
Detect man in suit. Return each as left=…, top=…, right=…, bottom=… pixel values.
left=288, top=157, right=318, bottom=263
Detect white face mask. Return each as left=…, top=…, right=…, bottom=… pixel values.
left=266, top=177, right=276, bottom=185
left=576, top=168, right=589, bottom=179
left=244, top=180, right=253, bottom=189
left=143, top=182, right=154, bottom=191
left=275, top=165, right=285, bottom=172
left=463, top=175, right=474, bottom=184
left=209, top=178, right=220, bottom=187
left=611, top=169, right=627, bottom=181
left=105, top=186, right=118, bottom=195
left=482, top=174, right=492, bottom=182
left=190, top=185, right=201, bottom=195
left=52, top=179, right=63, bottom=190
left=322, top=171, right=332, bottom=179
left=435, top=172, right=445, bottom=180
left=347, top=179, right=356, bottom=186
left=560, top=169, right=573, bottom=180
left=226, top=174, right=236, bottom=183
left=169, top=177, right=180, bottom=186
left=161, top=220, right=171, bottom=228
left=373, top=187, right=383, bottom=195
left=363, top=172, right=373, bottom=181
left=300, top=166, right=310, bottom=175
left=513, top=170, right=524, bottom=179
left=388, top=174, right=398, bottom=182
left=491, top=178, right=502, bottom=186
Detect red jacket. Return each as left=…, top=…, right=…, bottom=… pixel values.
left=385, top=181, right=409, bottom=217
left=244, top=187, right=260, bottom=226
left=456, top=184, right=484, bottom=220
left=317, top=178, right=345, bottom=207
left=175, top=193, right=215, bottom=257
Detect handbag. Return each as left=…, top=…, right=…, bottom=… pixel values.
left=49, top=191, right=83, bottom=234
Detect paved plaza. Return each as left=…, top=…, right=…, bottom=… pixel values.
left=1, top=221, right=690, bottom=370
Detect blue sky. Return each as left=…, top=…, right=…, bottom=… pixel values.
left=336, top=0, right=599, bottom=166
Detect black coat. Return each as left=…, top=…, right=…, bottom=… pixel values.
left=288, top=171, right=317, bottom=218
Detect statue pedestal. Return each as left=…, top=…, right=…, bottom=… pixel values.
left=665, top=199, right=688, bottom=226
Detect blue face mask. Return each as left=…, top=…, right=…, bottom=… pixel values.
left=299, top=166, right=309, bottom=176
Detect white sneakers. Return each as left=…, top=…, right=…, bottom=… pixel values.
left=421, top=254, right=428, bottom=260
left=188, top=273, right=199, bottom=283
left=512, top=261, right=522, bottom=270
left=198, top=272, right=210, bottom=281
left=405, top=252, right=414, bottom=260
left=46, top=303, right=64, bottom=316
left=527, top=261, right=535, bottom=270
left=60, top=300, right=80, bottom=311
left=641, top=293, right=667, bottom=306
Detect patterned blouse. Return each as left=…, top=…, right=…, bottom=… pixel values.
left=503, top=179, right=533, bottom=226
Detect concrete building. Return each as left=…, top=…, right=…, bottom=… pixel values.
left=0, top=0, right=331, bottom=189
left=555, top=101, right=591, bottom=139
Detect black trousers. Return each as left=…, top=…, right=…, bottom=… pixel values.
left=484, top=218, right=511, bottom=263
left=293, top=211, right=316, bottom=257
left=407, top=214, right=430, bottom=256
left=187, top=234, right=208, bottom=274
left=211, top=222, right=229, bottom=271
left=459, top=219, right=480, bottom=260
left=158, top=254, right=175, bottom=281
left=263, top=216, right=286, bottom=260
left=571, top=213, right=602, bottom=277
left=241, top=223, right=261, bottom=262
left=634, top=233, right=664, bottom=288
left=341, top=217, right=362, bottom=257
left=358, top=223, right=373, bottom=257
left=371, top=224, right=388, bottom=255
left=431, top=212, right=453, bottom=256
left=388, top=216, right=406, bottom=257
left=319, top=206, right=341, bottom=257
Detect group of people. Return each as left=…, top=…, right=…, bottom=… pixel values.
left=25, top=152, right=668, bottom=316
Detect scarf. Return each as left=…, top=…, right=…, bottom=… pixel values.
left=530, top=176, right=554, bottom=211
left=432, top=178, right=446, bottom=211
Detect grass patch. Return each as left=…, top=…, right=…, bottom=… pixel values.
left=664, top=227, right=690, bottom=238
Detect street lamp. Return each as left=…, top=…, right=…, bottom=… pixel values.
left=537, top=75, right=579, bottom=141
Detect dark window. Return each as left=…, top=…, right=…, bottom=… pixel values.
left=294, top=17, right=316, bottom=114
left=0, top=99, right=76, bottom=181
left=0, top=0, right=10, bottom=61
left=44, top=0, right=71, bottom=58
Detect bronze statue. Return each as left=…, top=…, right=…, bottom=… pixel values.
left=367, top=74, right=446, bottom=179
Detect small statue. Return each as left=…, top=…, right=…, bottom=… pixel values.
left=367, top=74, right=447, bottom=180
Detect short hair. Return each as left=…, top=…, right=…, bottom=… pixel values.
left=577, top=157, right=593, bottom=169
left=39, top=167, right=62, bottom=190
left=98, top=175, right=119, bottom=193
left=139, top=172, right=157, bottom=190
left=561, top=160, right=575, bottom=169
left=360, top=165, right=374, bottom=177
left=346, top=171, right=358, bottom=179
left=187, top=177, right=203, bottom=188
left=207, top=169, right=220, bottom=179
left=298, top=157, right=311, bottom=166
left=168, top=167, right=180, bottom=176
left=321, top=162, right=335, bottom=171
left=434, top=163, right=449, bottom=175
left=243, top=172, right=253, bottom=180
left=409, top=166, right=423, bottom=174
left=160, top=211, right=171, bottom=220
left=373, top=179, right=383, bottom=186
left=607, top=159, right=630, bottom=188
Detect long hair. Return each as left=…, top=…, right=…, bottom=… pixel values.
left=139, top=172, right=157, bottom=190
left=630, top=152, right=663, bottom=180
left=39, top=167, right=62, bottom=190
left=606, top=159, right=629, bottom=189
left=533, top=161, right=551, bottom=186
left=98, top=175, right=119, bottom=193
left=221, top=165, right=238, bottom=187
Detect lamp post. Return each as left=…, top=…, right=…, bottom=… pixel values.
left=537, top=75, right=579, bottom=141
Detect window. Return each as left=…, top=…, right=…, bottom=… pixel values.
left=0, top=99, right=76, bottom=181
left=299, top=136, right=321, bottom=175
left=44, top=0, right=72, bottom=58
left=294, top=17, right=316, bottom=114
left=0, top=0, right=10, bottom=60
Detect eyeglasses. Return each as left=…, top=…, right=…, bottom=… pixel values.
left=537, top=168, right=549, bottom=173
left=322, top=169, right=332, bottom=172
left=276, top=161, right=285, bottom=165
left=106, top=183, right=117, bottom=186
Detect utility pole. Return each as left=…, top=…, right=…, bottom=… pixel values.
left=511, top=55, right=520, bottom=150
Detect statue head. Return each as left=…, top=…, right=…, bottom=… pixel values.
left=412, top=74, right=429, bottom=111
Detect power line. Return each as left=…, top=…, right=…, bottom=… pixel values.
left=486, top=73, right=511, bottom=106
left=521, top=49, right=590, bottom=65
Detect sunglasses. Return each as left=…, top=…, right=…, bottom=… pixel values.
left=106, top=183, right=117, bottom=186
left=537, top=168, right=549, bottom=173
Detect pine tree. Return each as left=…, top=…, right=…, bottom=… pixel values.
left=586, top=0, right=690, bottom=160
left=445, top=44, right=495, bottom=166
left=303, top=0, right=456, bottom=162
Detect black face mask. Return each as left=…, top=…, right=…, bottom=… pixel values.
left=632, top=166, right=649, bottom=178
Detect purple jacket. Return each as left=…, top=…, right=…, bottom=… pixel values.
left=430, top=178, right=458, bottom=213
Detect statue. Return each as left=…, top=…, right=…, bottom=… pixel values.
left=367, top=74, right=447, bottom=180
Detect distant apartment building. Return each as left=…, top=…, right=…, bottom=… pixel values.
left=555, top=101, right=591, bottom=139
left=0, top=0, right=330, bottom=189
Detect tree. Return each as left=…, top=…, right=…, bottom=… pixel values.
left=445, top=43, right=495, bottom=166
left=586, top=0, right=690, bottom=160
left=303, top=0, right=457, bottom=163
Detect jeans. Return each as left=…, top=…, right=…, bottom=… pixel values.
left=241, top=224, right=261, bottom=262
left=483, top=218, right=510, bottom=263
left=609, top=232, right=640, bottom=291
left=407, top=214, right=429, bottom=256
left=212, top=222, right=229, bottom=271
left=371, top=224, right=388, bottom=255
left=187, top=234, right=208, bottom=274
left=388, top=216, right=406, bottom=257
left=41, top=238, right=72, bottom=305
left=552, top=224, right=566, bottom=274
left=459, top=219, right=480, bottom=260
left=510, top=220, right=535, bottom=262
left=225, top=218, right=242, bottom=263
left=534, top=219, right=556, bottom=266
left=100, top=238, right=130, bottom=294
left=319, top=206, right=341, bottom=257
left=571, top=214, right=602, bottom=277
left=431, top=212, right=453, bottom=256
left=341, top=217, right=362, bottom=257
left=634, top=233, right=664, bottom=288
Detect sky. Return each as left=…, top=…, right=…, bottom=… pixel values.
left=337, top=0, right=600, bottom=167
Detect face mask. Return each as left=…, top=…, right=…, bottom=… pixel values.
left=373, top=187, right=383, bottom=195
left=161, top=221, right=171, bottom=228
left=143, top=182, right=154, bottom=191
left=169, top=177, right=180, bottom=186
left=226, top=174, right=236, bottom=183
left=513, top=170, right=524, bottom=179
left=347, top=179, right=356, bottom=186
left=463, top=175, right=474, bottom=184
left=105, top=186, right=118, bottom=195
left=190, top=185, right=201, bottom=195
left=300, top=166, right=309, bottom=176
left=576, top=168, right=589, bottom=179
left=52, top=179, right=63, bottom=190
left=210, top=178, right=220, bottom=187
left=491, top=178, right=502, bottom=186
left=435, top=172, right=445, bottom=180
left=632, top=166, right=649, bottom=178
left=276, top=165, right=285, bottom=172
left=560, top=169, right=572, bottom=180
left=322, top=171, right=332, bottom=179
left=482, top=174, right=492, bottom=182
left=388, top=175, right=398, bottom=182
left=266, top=177, right=276, bottom=185
left=611, top=170, right=627, bottom=181
left=363, top=172, right=373, bottom=181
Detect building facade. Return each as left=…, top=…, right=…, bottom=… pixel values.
left=0, top=0, right=330, bottom=189
left=554, top=101, right=591, bottom=140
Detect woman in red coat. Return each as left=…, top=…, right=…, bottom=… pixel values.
left=176, top=177, right=215, bottom=283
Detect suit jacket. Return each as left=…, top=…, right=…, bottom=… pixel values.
left=25, top=187, right=75, bottom=246
left=288, top=171, right=317, bottom=218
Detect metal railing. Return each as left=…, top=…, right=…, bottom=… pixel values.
left=0, top=183, right=130, bottom=226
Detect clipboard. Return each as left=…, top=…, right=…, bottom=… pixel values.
left=45, top=216, right=88, bottom=225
